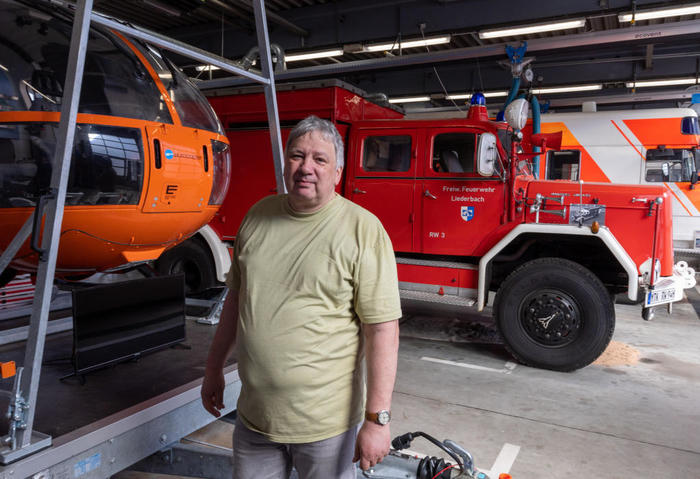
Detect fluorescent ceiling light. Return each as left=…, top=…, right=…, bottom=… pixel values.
left=285, top=48, right=344, bottom=62
left=365, top=35, right=451, bottom=52
left=626, top=77, right=697, bottom=88
left=388, top=96, right=431, bottom=104
left=618, top=4, right=700, bottom=22
left=532, top=84, right=602, bottom=94
left=479, top=19, right=585, bottom=39
left=446, top=91, right=508, bottom=100
left=196, top=65, right=220, bottom=72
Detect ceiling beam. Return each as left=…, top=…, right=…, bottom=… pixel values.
left=199, top=19, right=700, bottom=90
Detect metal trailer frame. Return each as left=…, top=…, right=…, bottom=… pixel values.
left=0, top=0, right=282, bottom=470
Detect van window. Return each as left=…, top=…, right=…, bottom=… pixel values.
left=546, top=150, right=580, bottom=180
left=432, top=133, right=475, bottom=173
left=645, top=147, right=695, bottom=182
left=362, top=135, right=411, bottom=172
left=681, top=116, right=700, bottom=135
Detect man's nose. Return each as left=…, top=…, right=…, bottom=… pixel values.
left=298, top=155, right=314, bottom=172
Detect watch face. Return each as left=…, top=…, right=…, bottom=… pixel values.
left=377, top=410, right=390, bottom=425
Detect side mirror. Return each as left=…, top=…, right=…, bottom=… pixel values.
left=691, top=150, right=700, bottom=189
left=477, top=132, right=498, bottom=177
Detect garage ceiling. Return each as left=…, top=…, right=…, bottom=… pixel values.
left=92, top=0, right=700, bottom=112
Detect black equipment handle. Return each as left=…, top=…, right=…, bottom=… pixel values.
left=31, top=189, right=57, bottom=261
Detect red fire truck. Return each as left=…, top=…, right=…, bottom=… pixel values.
left=156, top=80, right=695, bottom=371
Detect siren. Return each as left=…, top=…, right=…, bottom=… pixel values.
left=468, top=92, right=489, bottom=121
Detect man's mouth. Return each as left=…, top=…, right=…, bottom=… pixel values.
left=294, top=177, right=315, bottom=186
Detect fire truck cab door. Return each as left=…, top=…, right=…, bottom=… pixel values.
left=348, top=129, right=419, bottom=253
left=420, top=129, right=505, bottom=255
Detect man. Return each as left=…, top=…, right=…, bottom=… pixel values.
left=201, top=115, right=401, bottom=478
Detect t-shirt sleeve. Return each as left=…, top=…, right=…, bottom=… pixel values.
left=353, top=226, right=402, bottom=324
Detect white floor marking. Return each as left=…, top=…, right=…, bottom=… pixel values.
left=482, top=443, right=521, bottom=477
left=421, top=356, right=518, bottom=374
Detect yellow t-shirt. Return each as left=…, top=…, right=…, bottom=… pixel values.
left=226, top=193, right=401, bottom=443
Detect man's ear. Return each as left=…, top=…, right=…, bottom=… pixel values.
left=335, top=166, right=343, bottom=185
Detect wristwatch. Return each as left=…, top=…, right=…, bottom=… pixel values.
left=365, top=409, right=391, bottom=425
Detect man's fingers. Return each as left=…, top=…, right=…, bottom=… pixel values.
left=202, top=394, right=222, bottom=418
left=360, top=457, right=370, bottom=471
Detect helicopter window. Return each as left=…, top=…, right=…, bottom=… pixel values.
left=0, top=3, right=171, bottom=122
left=139, top=47, right=224, bottom=134
left=0, top=123, right=143, bottom=208
left=645, top=148, right=695, bottom=182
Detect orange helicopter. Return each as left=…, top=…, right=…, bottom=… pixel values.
left=0, top=0, right=230, bottom=286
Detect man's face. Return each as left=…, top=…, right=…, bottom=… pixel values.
left=284, top=131, right=342, bottom=213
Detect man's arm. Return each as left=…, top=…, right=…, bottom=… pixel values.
left=354, top=319, right=400, bottom=470
left=201, top=291, right=239, bottom=417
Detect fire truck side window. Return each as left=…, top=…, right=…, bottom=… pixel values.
left=546, top=150, right=580, bottom=180
left=645, top=148, right=695, bottom=182
left=362, top=136, right=411, bottom=172
left=432, top=133, right=475, bottom=173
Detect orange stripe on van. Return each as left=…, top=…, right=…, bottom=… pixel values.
left=623, top=117, right=696, bottom=146
left=664, top=184, right=693, bottom=216
left=541, top=121, right=610, bottom=182
left=610, top=120, right=645, bottom=160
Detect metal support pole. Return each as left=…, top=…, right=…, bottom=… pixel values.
left=253, top=0, right=286, bottom=194
left=11, top=0, right=93, bottom=457
left=0, top=215, right=33, bottom=278
left=90, top=12, right=269, bottom=85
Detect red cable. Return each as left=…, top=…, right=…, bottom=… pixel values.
left=431, top=464, right=457, bottom=479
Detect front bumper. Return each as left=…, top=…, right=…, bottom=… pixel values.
left=642, top=261, right=697, bottom=308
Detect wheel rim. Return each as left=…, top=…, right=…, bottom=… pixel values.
left=518, top=289, right=582, bottom=347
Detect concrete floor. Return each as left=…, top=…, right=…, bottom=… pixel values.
left=116, top=291, right=700, bottom=479
left=393, top=294, right=700, bottom=478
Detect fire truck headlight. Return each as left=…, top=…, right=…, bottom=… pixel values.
left=209, top=139, right=231, bottom=205
left=505, top=98, right=529, bottom=131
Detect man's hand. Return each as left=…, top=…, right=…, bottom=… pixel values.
left=353, top=421, right=391, bottom=470
left=201, top=368, right=225, bottom=417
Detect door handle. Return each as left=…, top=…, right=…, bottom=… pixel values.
left=424, top=190, right=437, bottom=199
left=353, top=188, right=367, bottom=194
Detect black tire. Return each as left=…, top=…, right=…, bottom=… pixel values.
left=493, top=257, right=615, bottom=371
left=155, top=239, right=217, bottom=294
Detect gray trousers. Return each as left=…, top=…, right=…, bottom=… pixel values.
left=232, top=417, right=359, bottom=479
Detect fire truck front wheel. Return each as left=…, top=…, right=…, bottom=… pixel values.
left=494, top=257, right=615, bottom=372
left=155, top=239, right=217, bottom=295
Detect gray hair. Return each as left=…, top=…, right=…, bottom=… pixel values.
left=285, top=115, right=345, bottom=170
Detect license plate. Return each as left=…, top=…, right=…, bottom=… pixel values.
left=645, top=287, right=677, bottom=307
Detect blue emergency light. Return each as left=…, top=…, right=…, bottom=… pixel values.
left=470, top=92, right=486, bottom=106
